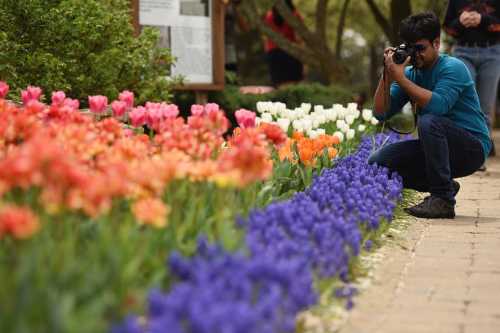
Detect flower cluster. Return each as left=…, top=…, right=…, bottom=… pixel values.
left=244, top=133, right=404, bottom=280
left=0, top=83, right=280, bottom=235
left=112, top=240, right=317, bottom=333
left=255, top=101, right=379, bottom=142
left=114, top=133, right=405, bottom=332
left=278, top=131, right=339, bottom=166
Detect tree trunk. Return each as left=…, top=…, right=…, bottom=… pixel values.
left=335, top=0, right=351, bottom=60
left=390, top=0, right=412, bottom=44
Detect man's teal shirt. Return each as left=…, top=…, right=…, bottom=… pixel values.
left=383, top=54, right=491, bottom=159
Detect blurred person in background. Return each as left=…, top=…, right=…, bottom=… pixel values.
left=443, top=0, right=500, bottom=170
left=263, top=0, right=304, bottom=88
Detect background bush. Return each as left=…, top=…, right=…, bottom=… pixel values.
left=0, top=0, right=180, bottom=105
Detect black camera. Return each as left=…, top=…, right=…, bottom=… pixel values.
left=392, top=43, right=416, bottom=64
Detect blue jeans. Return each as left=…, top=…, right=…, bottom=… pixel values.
left=453, top=44, right=500, bottom=129
left=368, top=114, right=485, bottom=204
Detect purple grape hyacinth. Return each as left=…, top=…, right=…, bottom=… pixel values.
left=112, top=133, right=406, bottom=333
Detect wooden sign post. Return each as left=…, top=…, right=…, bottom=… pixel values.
left=131, top=0, right=225, bottom=103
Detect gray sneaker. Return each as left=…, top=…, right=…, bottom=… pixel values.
left=404, top=196, right=455, bottom=219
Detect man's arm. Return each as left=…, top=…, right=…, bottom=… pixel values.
left=373, top=47, right=409, bottom=119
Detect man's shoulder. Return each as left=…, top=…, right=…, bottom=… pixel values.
left=438, top=54, right=467, bottom=71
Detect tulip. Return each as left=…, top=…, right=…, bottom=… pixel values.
left=346, top=129, right=356, bottom=140
left=277, top=118, right=290, bottom=132
left=362, top=109, right=373, bottom=122
left=21, top=86, right=42, bottom=105
left=118, top=90, right=134, bottom=108
left=371, top=117, right=379, bottom=125
left=63, top=98, right=80, bottom=110
left=358, top=124, right=366, bottom=132
left=235, top=109, right=256, bottom=128
left=261, top=113, right=273, bottom=123
left=191, top=104, right=205, bottom=116
left=51, top=91, right=66, bottom=106
left=0, top=81, right=9, bottom=98
left=301, top=103, right=312, bottom=114
left=111, top=100, right=127, bottom=117
left=129, top=106, right=147, bottom=127
left=88, top=95, right=108, bottom=114
left=333, top=131, right=344, bottom=143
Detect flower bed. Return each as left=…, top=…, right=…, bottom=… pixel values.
left=113, top=133, right=404, bottom=333
left=0, top=81, right=402, bottom=332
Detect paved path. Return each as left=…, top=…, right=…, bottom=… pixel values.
left=339, top=131, right=500, bottom=333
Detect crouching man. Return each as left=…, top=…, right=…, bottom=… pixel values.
left=369, top=12, right=492, bottom=219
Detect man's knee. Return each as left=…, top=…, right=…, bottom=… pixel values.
left=368, top=149, right=387, bottom=167
left=418, top=113, right=443, bottom=134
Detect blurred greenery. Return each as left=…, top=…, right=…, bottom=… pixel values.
left=0, top=0, right=181, bottom=106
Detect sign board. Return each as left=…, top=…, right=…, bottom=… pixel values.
left=132, top=0, right=225, bottom=91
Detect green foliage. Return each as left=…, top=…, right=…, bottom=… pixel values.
left=0, top=0, right=180, bottom=105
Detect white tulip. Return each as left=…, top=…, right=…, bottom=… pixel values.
left=336, top=119, right=346, bottom=129
left=362, top=109, right=373, bottom=122
left=347, top=102, right=358, bottom=112
left=293, top=119, right=304, bottom=132
left=301, top=103, right=312, bottom=114
left=276, top=102, right=287, bottom=113
left=269, top=103, right=279, bottom=116
left=371, top=117, right=379, bottom=125
left=312, top=117, right=321, bottom=129
left=261, top=112, right=273, bottom=123
left=316, top=114, right=326, bottom=124
left=346, top=128, right=356, bottom=140
left=345, top=114, right=355, bottom=125
left=256, top=101, right=265, bottom=113
left=333, top=131, right=344, bottom=143
left=358, top=124, right=366, bottom=132
left=308, top=129, right=318, bottom=139
left=277, top=118, right=290, bottom=132
left=326, top=108, right=337, bottom=122
left=314, top=105, right=324, bottom=113
left=255, top=117, right=262, bottom=126
left=316, top=128, right=325, bottom=136
left=302, top=118, right=313, bottom=131
left=353, top=110, right=360, bottom=119
left=341, top=124, right=350, bottom=134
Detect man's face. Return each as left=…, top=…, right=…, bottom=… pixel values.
left=412, top=38, right=439, bottom=69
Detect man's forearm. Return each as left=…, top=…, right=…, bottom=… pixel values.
left=396, top=77, right=432, bottom=109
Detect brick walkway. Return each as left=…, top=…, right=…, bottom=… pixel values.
left=339, top=131, right=500, bottom=333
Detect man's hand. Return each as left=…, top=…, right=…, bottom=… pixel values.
left=384, top=48, right=411, bottom=83
left=459, top=11, right=482, bottom=28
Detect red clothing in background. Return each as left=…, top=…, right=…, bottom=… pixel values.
left=264, top=10, right=302, bottom=52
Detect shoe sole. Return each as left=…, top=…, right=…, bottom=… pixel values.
left=404, top=207, right=455, bottom=219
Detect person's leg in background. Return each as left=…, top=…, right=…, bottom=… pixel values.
left=475, top=44, right=500, bottom=156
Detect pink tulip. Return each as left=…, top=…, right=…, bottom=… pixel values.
left=25, top=100, right=45, bottom=113
left=162, top=104, right=179, bottom=118
left=88, top=95, right=108, bottom=114
left=0, top=81, right=9, bottom=98
left=235, top=109, right=256, bottom=128
left=63, top=98, right=80, bottom=110
left=146, top=108, right=163, bottom=127
left=205, top=103, right=220, bottom=115
left=119, top=90, right=134, bottom=108
left=129, top=106, right=147, bottom=127
left=111, top=100, right=127, bottom=117
left=191, top=104, right=205, bottom=116
left=123, top=128, right=134, bottom=137
left=21, top=86, right=42, bottom=105
left=51, top=91, right=66, bottom=106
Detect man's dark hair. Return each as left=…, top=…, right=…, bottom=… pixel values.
left=399, top=11, right=441, bottom=44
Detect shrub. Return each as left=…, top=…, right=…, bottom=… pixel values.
left=0, top=0, right=180, bottom=105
